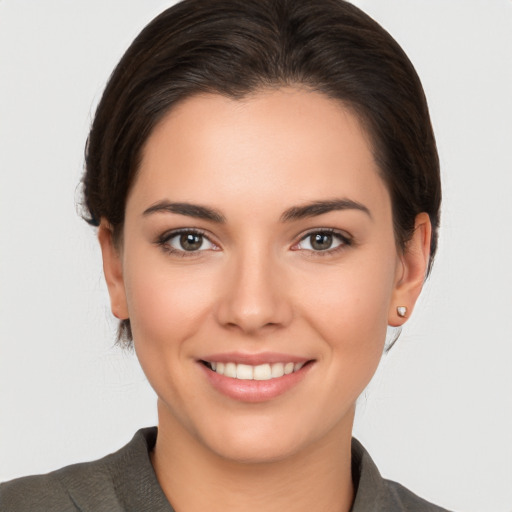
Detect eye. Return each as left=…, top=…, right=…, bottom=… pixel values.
left=294, top=230, right=351, bottom=253
left=158, top=229, right=217, bottom=254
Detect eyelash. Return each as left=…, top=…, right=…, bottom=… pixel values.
left=155, top=228, right=353, bottom=257
left=156, top=228, right=217, bottom=258
left=292, top=228, right=353, bottom=257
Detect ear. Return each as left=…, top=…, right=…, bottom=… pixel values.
left=97, top=220, right=129, bottom=320
left=388, top=213, right=432, bottom=327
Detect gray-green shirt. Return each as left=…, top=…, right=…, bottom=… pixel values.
left=0, top=428, right=452, bottom=511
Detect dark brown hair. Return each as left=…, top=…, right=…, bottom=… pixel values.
left=82, top=0, right=441, bottom=343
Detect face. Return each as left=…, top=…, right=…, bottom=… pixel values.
left=100, top=88, right=428, bottom=463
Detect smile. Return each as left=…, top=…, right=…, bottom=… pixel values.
left=204, top=361, right=305, bottom=380
left=199, top=356, right=314, bottom=402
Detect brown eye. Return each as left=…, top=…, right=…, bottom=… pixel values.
left=160, top=230, right=216, bottom=253
left=179, top=233, right=204, bottom=251
left=295, top=230, right=350, bottom=253
left=310, top=233, right=334, bottom=251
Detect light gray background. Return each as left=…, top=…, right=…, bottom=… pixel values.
left=1, top=1, right=511, bottom=511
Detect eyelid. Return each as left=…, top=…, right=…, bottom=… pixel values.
left=155, top=227, right=352, bottom=256
left=156, top=227, right=220, bottom=254
left=291, top=227, right=353, bottom=252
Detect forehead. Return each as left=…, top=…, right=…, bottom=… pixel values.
left=129, top=88, right=390, bottom=219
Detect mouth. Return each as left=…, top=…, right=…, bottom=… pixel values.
left=198, top=352, right=315, bottom=402
left=200, top=360, right=310, bottom=381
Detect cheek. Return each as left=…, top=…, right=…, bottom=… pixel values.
left=122, top=250, right=215, bottom=349
left=296, top=248, right=397, bottom=354
left=121, top=252, right=217, bottom=416
left=301, top=255, right=396, bottom=409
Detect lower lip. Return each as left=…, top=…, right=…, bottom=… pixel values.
left=199, top=362, right=313, bottom=403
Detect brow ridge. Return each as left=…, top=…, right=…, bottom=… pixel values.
left=143, top=198, right=370, bottom=224
left=142, top=201, right=226, bottom=223
left=280, top=199, right=372, bottom=222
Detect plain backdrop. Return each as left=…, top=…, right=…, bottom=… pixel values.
left=1, top=1, right=511, bottom=511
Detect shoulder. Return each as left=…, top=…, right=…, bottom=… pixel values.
left=382, top=479, right=452, bottom=512
left=0, top=470, right=76, bottom=512
left=0, top=428, right=163, bottom=512
left=0, top=446, right=125, bottom=512
left=351, top=438, right=453, bottom=512
left=0, top=457, right=123, bottom=511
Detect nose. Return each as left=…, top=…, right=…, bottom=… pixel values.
left=215, top=246, right=293, bottom=335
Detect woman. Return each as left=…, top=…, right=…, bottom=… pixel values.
left=1, top=0, right=449, bottom=510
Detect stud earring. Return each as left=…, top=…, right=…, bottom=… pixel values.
left=397, top=306, right=407, bottom=318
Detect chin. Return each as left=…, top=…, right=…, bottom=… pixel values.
left=193, top=408, right=343, bottom=465
left=205, top=430, right=305, bottom=465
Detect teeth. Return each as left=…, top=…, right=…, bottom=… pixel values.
left=208, top=361, right=307, bottom=380
left=253, top=364, right=272, bottom=380
left=236, top=364, right=253, bottom=380
left=225, top=362, right=237, bottom=378
left=271, top=363, right=284, bottom=378
left=284, top=362, right=294, bottom=374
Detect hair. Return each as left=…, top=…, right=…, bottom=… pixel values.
left=82, top=0, right=441, bottom=344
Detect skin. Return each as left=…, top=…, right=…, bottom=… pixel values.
left=99, top=88, right=431, bottom=512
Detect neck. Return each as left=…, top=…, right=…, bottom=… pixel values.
left=151, top=400, right=355, bottom=512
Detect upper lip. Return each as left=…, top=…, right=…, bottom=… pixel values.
left=199, top=352, right=312, bottom=366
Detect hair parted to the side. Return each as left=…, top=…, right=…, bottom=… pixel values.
left=81, top=0, right=441, bottom=345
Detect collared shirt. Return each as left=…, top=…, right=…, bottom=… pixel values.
left=0, top=427, right=452, bottom=512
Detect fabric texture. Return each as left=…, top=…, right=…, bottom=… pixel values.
left=0, top=427, right=452, bottom=512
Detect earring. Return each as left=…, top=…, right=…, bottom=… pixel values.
left=397, top=306, right=407, bottom=318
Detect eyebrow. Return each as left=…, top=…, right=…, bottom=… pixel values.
left=280, top=199, right=372, bottom=222
left=142, top=198, right=371, bottom=223
left=143, top=201, right=226, bottom=223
